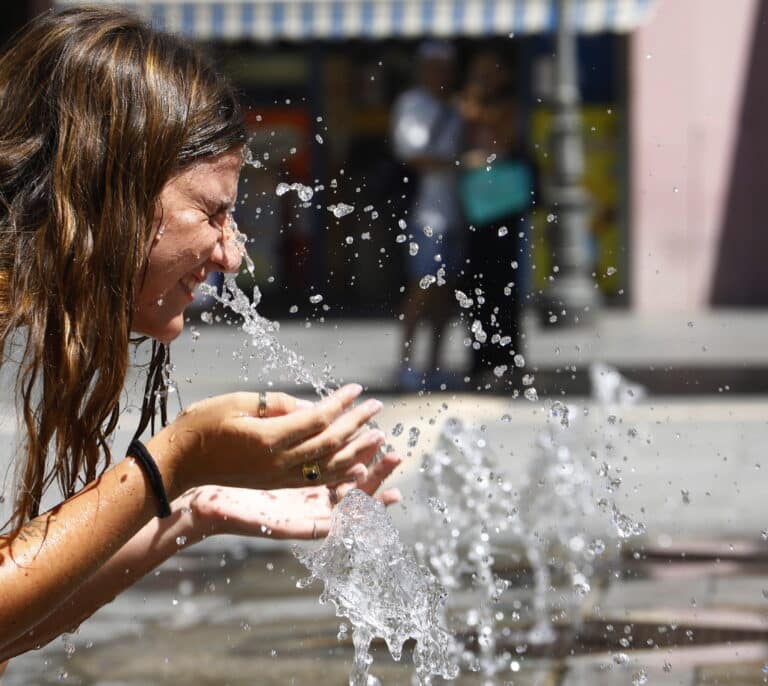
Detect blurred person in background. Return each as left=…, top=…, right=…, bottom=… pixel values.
left=460, top=50, right=538, bottom=389
left=391, top=41, right=464, bottom=391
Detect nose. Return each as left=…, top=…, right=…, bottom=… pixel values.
left=209, top=223, right=243, bottom=274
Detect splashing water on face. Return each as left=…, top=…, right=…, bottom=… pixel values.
left=296, top=490, right=458, bottom=686
left=197, top=220, right=335, bottom=396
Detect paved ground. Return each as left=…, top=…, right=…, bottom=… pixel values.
left=6, top=547, right=768, bottom=685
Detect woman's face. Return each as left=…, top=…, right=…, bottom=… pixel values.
left=132, top=150, right=243, bottom=343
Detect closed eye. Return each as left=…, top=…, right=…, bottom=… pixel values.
left=207, top=204, right=234, bottom=229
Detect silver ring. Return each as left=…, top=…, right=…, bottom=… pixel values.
left=328, top=486, right=339, bottom=506
left=257, top=391, right=267, bottom=418
left=312, top=520, right=318, bottom=540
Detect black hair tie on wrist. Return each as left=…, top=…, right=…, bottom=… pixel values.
left=127, top=439, right=172, bottom=518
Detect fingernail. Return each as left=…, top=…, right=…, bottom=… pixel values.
left=296, top=399, right=314, bottom=409
left=367, top=430, right=385, bottom=445
left=347, top=383, right=364, bottom=397
left=366, top=399, right=383, bottom=413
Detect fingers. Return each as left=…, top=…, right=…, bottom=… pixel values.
left=285, top=398, right=383, bottom=465
left=228, top=384, right=360, bottom=423
left=266, top=384, right=365, bottom=449
left=374, top=488, right=402, bottom=506
left=335, top=451, right=402, bottom=498
left=261, top=392, right=314, bottom=418
left=362, top=453, right=402, bottom=494
left=324, top=433, right=384, bottom=480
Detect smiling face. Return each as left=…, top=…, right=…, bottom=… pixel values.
left=132, top=150, right=243, bottom=342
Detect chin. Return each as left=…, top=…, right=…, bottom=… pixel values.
left=156, top=314, right=185, bottom=343
left=134, top=312, right=185, bottom=344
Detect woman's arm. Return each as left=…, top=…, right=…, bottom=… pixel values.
left=0, top=484, right=199, bottom=659
left=0, top=386, right=384, bottom=659
left=0, top=433, right=179, bottom=658
left=1, top=453, right=402, bottom=660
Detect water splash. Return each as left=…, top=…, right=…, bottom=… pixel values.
left=517, top=409, right=596, bottom=642
left=415, top=418, right=513, bottom=680
left=295, top=489, right=459, bottom=686
left=197, top=220, right=334, bottom=395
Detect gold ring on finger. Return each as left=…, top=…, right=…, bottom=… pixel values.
left=257, top=391, right=268, bottom=418
left=302, top=460, right=321, bottom=482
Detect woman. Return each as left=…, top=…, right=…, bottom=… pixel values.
left=460, top=50, right=538, bottom=387
left=0, top=7, right=400, bottom=671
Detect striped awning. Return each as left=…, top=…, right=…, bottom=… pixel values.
left=55, top=0, right=657, bottom=41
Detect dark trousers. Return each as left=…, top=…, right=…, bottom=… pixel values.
left=464, top=217, right=523, bottom=375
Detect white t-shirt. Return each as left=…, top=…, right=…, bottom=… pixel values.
left=391, top=87, right=463, bottom=234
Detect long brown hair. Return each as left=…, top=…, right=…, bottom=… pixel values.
left=0, top=7, right=245, bottom=532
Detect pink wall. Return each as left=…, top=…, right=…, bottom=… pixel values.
left=629, top=0, right=758, bottom=310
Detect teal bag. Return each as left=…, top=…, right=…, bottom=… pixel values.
left=460, top=161, right=533, bottom=226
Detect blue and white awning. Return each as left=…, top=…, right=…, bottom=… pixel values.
left=55, top=0, right=657, bottom=41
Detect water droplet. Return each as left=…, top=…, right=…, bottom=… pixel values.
left=391, top=422, right=404, bottom=437
left=572, top=574, right=590, bottom=597
left=309, top=294, right=324, bottom=304
left=497, top=226, right=508, bottom=237
left=409, top=242, right=419, bottom=256
left=632, top=669, right=648, bottom=685
left=315, top=133, right=324, bottom=144
left=513, top=353, right=525, bottom=368
left=606, top=266, right=617, bottom=276
left=428, top=496, right=447, bottom=513
left=419, top=274, right=436, bottom=290
left=176, top=535, right=187, bottom=546
left=395, top=233, right=407, bottom=243
left=454, top=290, right=473, bottom=309
left=200, top=311, right=213, bottom=325
left=524, top=387, right=538, bottom=402
left=328, top=203, right=354, bottom=218
left=422, top=225, right=433, bottom=237
left=407, top=426, right=421, bottom=448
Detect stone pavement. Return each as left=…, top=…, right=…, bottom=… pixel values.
left=7, top=546, right=768, bottom=685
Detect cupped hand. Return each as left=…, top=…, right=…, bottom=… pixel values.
left=147, top=384, right=386, bottom=497
left=189, top=452, right=402, bottom=540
